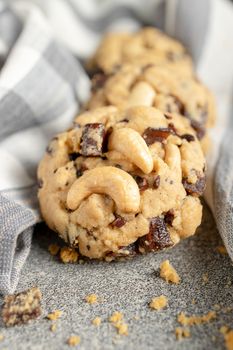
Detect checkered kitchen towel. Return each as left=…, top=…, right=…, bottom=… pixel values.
left=0, top=0, right=233, bottom=295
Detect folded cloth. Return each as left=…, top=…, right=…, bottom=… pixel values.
left=0, top=0, right=232, bottom=295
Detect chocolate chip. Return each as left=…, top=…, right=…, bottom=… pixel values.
left=181, top=134, right=195, bottom=142
left=170, top=95, right=185, bottom=115
left=138, top=217, right=173, bottom=252
left=164, top=210, right=175, bottom=226
left=119, top=118, right=129, bottom=123
left=142, top=127, right=175, bottom=145
left=168, top=123, right=177, bottom=134
left=69, top=152, right=80, bottom=161
left=87, top=245, right=90, bottom=251
left=91, top=73, right=108, bottom=92
left=190, top=119, right=206, bottom=140
left=76, top=164, right=88, bottom=177
left=80, top=123, right=105, bottom=156
left=164, top=113, right=173, bottom=120
left=115, top=164, right=122, bottom=169
left=46, top=145, right=53, bottom=155
left=182, top=174, right=206, bottom=196
left=153, top=175, right=160, bottom=189
left=134, top=176, right=149, bottom=192
left=111, top=215, right=126, bottom=228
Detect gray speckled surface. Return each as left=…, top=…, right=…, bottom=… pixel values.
left=0, top=202, right=233, bottom=350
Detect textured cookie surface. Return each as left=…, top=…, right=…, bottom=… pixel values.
left=88, top=64, right=216, bottom=134
left=38, top=106, right=206, bottom=259
left=86, top=27, right=193, bottom=77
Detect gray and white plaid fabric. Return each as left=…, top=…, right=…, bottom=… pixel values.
left=0, top=0, right=232, bottom=295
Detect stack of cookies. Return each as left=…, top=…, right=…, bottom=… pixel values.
left=38, top=27, right=215, bottom=260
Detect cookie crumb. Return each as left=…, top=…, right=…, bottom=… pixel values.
left=50, top=323, right=57, bottom=332
left=223, top=306, right=233, bottom=313
left=109, top=311, right=123, bottom=323
left=114, top=323, right=128, bottom=336
left=109, top=312, right=128, bottom=336
left=47, top=310, right=62, bottom=321
left=67, top=335, right=80, bottom=347
left=2, top=287, right=42, bottom=327
left=175, top=327, right=190, bottom=340
left=177, top=311, right=216, bottom=326
left=85, top=294, right=98, bottom=304
left=92, top=317, right=101, bottom=326
left=133, top=315, right=140, bottom=320
left=48, top=244, right=60, bottom=256
left=60, top=247, right=78, bottom=263
left=220, top=326, right=229, bottom=334
left=149, top=295, right=168, bottom=310
left=202, top=273, right=209, bottom=284
left=225, top=330, right=233, bottom=350
left=213, top=304, right=220, bottom=311
left=160, top=260, right=180, bottom=284
left=216, top=245, right=227, bottom=255
left=0, top=334, right=4, bottom=341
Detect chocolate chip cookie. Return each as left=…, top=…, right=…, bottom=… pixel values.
left=87, top=64, right=216, bottom=138
left=38, top=106, right=206, bottom=260
left=86, top=27, right=193, bottom=77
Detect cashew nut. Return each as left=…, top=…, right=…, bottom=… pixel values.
left=66, top=166, right=140, bottom=213
left=164, top=143, right=182, bottom=181
left=108, top=128, right=153, bottom=174
left=127, top=82, right=155, bottom=107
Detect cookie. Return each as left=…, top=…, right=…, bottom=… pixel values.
left=38, top=106, right=206, bottom=260
left=87, top=64, right=216, bottom=137
left=86, top=27, right=193, bottom=77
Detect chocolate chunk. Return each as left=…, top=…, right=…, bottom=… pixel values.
left=69, top=152, right=80, bottom=161
left=134, top=176, right=149, bottom=192
left=138, top=217, right=173, bottom=252
left=2, top=287, right=42, bottom=327
left=80, top=123, right=105, bottom=156
left=182, top=174, right=206, bottom=196
left=76, top=164, right=88, bottom=177
left=153, top=175, right=160, bottom=189
left=181, top=134, right=195, bottom=142
left=91, top=73, right=108, bottom=92
left=164, top=210, right=175, bottom=226
left=111, top=215, right=126, bottom=228
left=170, top=95, right=185, bottom=115
left=142, top=127, right=175, bottom=145
left=190, top=119, right=206, bottom=140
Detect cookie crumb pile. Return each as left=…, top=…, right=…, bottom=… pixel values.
left=1, top=287, right=42, bottom=327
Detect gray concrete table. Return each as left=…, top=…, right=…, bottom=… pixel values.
left=0, top=202, right=233, bottom=350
